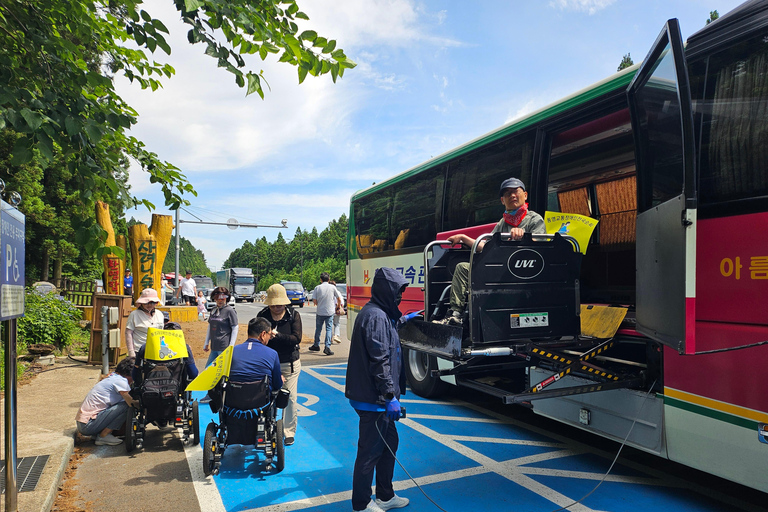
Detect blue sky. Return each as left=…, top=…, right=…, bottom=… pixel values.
left=118, top=0, right=742, bottom=270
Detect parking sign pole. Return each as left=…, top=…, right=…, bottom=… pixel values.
left=4, top=318, right=19, bottom=511
left=1, top=198, right=25, bottom=512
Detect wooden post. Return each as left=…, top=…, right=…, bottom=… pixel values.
left=95, top=201, right=124, bottom=295
left=128, top=215, right=173, bottom=299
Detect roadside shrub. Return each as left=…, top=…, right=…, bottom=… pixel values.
left=18, top=288, right=81, bottom=350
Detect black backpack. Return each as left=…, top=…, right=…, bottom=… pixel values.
left=141, top=359, right=183, bottom=410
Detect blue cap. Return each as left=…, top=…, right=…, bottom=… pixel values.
left=500, top=177, right=526, bottom=195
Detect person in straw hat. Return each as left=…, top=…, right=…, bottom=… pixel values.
left=257, top=283, right=302, bottom=446
left=125, top=288, right=165, bottom=357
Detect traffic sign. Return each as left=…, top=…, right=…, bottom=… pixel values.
left=0, top=199, right=25, bottom=320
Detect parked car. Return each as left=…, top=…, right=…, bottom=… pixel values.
left=336, top=283, right=347, bottom=312
left=280, top=281, right=306, bottom=308
left=307, top=288, right=314, bottom=302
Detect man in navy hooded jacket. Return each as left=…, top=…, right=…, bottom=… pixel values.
left=345, top=267, right=411, bottom=512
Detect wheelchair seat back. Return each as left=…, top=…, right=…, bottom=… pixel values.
left=224, top=377, right=270, bottom=411
left=470, top=232, right=582, bottom=344
left=140, top=358, right=184, bottom=418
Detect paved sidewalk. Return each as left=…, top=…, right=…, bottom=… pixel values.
left=1, top=359, right=99, bottom=512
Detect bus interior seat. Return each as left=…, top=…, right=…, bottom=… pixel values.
left=356, top=234, right=374, bottom=255
left=394, top=229, right=410, bottom=250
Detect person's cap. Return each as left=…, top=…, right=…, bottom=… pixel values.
left=185, top=270, right=192, bottom=275
left=135, top=288, right=160, bottom=304
left=125, top=269, right=131, bottom=273
left=162, top=311, right=170, bottom=322
left=499, top=177, right=526, bottom=195
left=265, top=284, right=291, bottom=306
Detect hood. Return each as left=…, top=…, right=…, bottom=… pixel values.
left=369, top=267, right=409, bottom=322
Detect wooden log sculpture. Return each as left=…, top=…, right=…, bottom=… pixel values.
left=95, top=201, right=125, bottom=295
left=128, top=215, right=173, bottom=301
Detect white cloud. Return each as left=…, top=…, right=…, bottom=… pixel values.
left=548, top=0, right=616, bottom=15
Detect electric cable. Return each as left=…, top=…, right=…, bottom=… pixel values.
left=373, top=379, right=658, bottom=512
left=546, top=379, right=658, bottom=512
left=375, top=412, right=449, bottom=512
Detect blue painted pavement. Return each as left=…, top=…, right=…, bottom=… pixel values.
left=188, top=364, right=753, bottom=512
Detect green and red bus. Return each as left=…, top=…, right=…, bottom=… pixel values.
left=346, top=1, right=768, bottom=494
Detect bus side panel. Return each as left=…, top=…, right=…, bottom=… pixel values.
left=347, top=254, right=426, bottom=339
left=663, top=212, right=768, bottom=493
left=663, top=379, right=768, bottom=493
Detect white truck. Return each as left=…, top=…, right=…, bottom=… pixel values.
left=216, top=268, right=256, bottom=302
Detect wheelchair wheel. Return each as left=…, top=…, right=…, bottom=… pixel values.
left=274, top=419, right=285, bottom=472
left=125, top=406, right=136, bottom=453
left=191, top=400, right=200, bottom=446
left=203, top=423, right=217, bottom=477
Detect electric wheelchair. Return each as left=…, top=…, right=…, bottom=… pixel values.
left=125, top=326, right=200, bottom=452
left=202, top=375, right=290, bottom=476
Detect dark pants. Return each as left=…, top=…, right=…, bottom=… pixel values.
left=352, top=410, right=398, bottom=511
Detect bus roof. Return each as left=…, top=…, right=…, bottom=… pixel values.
left=351, top=63, right=640, bottom=202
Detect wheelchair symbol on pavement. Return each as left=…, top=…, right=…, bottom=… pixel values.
left=296, top=393, right=319, bottom=416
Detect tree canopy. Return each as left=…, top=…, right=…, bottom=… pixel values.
left=617, top=53, right=634, bottom=72
left=0, top=0, right=354, bottom=281
left=224, top=215, right=348, bottom=290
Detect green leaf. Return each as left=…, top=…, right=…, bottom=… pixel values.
left=10, top=137, right=32, bottom=166
left=151, top=18, right=169, bottom=34
left=298, top=66, right=308, bottom=84
left=36, top=131, right=54, bottom=161
left=140, top=10, right=151, bottom=22
left=84, top=121, right=103, bottom=143
left=246, top=73, right=263, bottom=98
left=20, top=108, right=44, bottom=131
left=299, top=30, right=317, bottom=42
left=146, top=37, right=157, bottom=53
left=184, top=0, right=204, bottom=12
left=284, top=35, right=303, bottom=58
left=323, top=40, right=337, bottom=53
left=295, top=11, right=310, bottom=21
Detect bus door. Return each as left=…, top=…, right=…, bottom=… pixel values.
left=627, top=19, right=697, bottom=354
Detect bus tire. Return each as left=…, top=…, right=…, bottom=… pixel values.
left=404, top=347, right=448, bottom=398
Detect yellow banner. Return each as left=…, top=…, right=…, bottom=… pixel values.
left=185, top=346, right=233, bottom=391
left=144, top=327, right=188, bottom=361
left=544, top=211, right=599, bottom=255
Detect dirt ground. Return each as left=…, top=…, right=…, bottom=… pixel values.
left=177, top=320, right=316, bottom=363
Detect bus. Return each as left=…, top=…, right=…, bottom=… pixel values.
left=346, top=1, right=768, bottom=494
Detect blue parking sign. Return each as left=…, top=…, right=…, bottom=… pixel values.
left=0, top=200, right=25, bottom=320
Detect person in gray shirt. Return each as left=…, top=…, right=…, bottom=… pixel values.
left=204, top=286, right=239, bottom=366
left=311, top=272, right=336, bottom=355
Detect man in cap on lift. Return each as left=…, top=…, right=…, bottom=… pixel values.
left=434, top=177, right=545, bottom=325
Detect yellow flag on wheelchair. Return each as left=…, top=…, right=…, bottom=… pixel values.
left=544, top=212, right=598, bottom=255
left=185, top=346, right=233, bottom=391
left=144, top=327, right=188, bottom=361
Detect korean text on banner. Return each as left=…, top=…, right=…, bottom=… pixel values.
left=544, top=211, right=599, bottom=255
left=185, top=345, right=233, bottom=391
left=144, top=327, right=188, bottom=361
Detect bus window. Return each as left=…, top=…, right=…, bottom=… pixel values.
left=354, top=191, right=391, bottom=254
left=391, top=167, right=445, bottom=250
left=443, top=132, right=535, bottom=231
left=631, top=43, right=689, bottom=211
left=699, top=34, right=768, bottom=208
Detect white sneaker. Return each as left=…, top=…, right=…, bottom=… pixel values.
left=355, top=501, right=385, bottom=512
left=333, top=335, right=342, bottom=344
left=95, top=434, right=123, bottom=446
left=375, top=495, right=409, bottom=510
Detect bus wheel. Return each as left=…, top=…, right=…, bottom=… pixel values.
left=404, top=347, right=448, bottom=398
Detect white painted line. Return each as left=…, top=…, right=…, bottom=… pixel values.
left=180, top=429, right=226, bottom=512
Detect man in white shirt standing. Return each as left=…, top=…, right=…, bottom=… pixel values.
left=176, top=270, right=197, bottom=306
left=311, top=272, right=336, bottom=356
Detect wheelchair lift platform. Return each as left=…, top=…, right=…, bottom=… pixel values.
left=402, top=232, right=646, bottom=405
